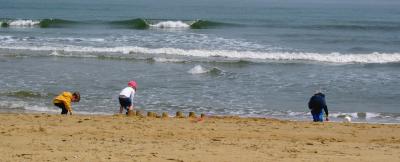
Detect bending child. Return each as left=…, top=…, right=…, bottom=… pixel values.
left=119, top=80, right=137, bottom=114
left=53, top=91, right=80, bottom=115
left=308, top=92, right=329, bottom=122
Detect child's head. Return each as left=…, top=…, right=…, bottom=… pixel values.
left=128, top=80, right=137, bottom=89
left=72, top=92, right=80, bottom=102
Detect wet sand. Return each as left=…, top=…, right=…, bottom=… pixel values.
left=0, top=113, right=399, bottom=161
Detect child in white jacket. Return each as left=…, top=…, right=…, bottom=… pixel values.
left=119, top=80, right=137, bottom=114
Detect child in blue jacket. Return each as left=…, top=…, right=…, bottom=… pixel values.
left=308, top=92, right=329, bottom=122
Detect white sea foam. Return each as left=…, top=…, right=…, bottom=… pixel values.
left=0, top=35, right=13, bottom=41
left=365, top=112, right=381, bottom=119
left=2, top=45, right=400, bottom=64
left=149, top=21, right=190, bottom=28
left=331, top=112, right=381, bottom=119
left=287, top=111, right=308, bottom=116
left=25, top=105, right=59, bottom=113
left=7, top=20, right=40, bottom=27
left=71, top=110, right=111, bottom=115
left=52, top=37, right=106, bottom=42
left=0, top=101, right=27, bottom=109
left=25, top=105, right=111, bottom=115
left=0, top=100, right=57, bottom=112
left=0, top=101, right=112, bottom=115
left=50, top=50, right=60, bottom=56
left=188, top=65, right=208, bottom=74
left=152, top=57, right=186, bottom=63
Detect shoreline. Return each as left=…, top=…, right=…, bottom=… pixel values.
left=2, top=109, right=399, bottom=125
left=1, top=112, right=399, bottom=161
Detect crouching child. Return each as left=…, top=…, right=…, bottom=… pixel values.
left=53, top=91, right=80, bottom=115
left=119, top=80, right=137, bottom=114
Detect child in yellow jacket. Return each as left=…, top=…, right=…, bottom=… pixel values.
left=53, top=91, right=80, bottom=115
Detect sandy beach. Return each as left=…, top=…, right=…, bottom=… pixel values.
left=0, top=113, right=399, bottom=162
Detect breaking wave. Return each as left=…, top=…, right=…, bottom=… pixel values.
left=149, top=21, right=190, bottom=28
left=2, top=45, right=400, bottom=64
left=188, top=65, right=208, bottom=74
left=188, top=65, right=224, bottom=76
left=110, top=19, right=227, bottom=29
left=0, top=18, right=231, bottom=29
left=0, top=19, right=76, bottom=28
left=0, top=19, right=40, bottom=27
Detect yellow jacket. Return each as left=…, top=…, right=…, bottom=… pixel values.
left=53, top=92, right=73, bottom=112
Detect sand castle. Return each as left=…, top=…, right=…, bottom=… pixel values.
left=125, top=111, right=205, bottom=119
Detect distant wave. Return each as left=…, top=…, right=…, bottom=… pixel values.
left=1, top=45, right=400, bottom=64
left=2, top=18, right=399, bottom=31
left=38, top=19, right=77, bottom=28
left=110, top=18, right=226, bottom=29
left=0, top=19, right=77, bottom=28
left=110, top=18, right=149, bottom=29
left=0, top=18, right=233, bottom=29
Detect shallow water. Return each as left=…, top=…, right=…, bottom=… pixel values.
left=0, top=56, right=399, bottom=123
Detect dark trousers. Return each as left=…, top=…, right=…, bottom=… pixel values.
left=54, top=103, right=68, bottom=115
left=312, top=112, right=324, bottom=122
left=119, top=97, right=132, bottom=110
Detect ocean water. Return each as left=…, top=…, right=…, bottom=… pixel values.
left=1, top=0, right=400, bottom=123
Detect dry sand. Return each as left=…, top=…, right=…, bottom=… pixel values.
left=0, top=113, right=399, bottom=162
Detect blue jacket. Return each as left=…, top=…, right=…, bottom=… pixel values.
left=308, top=93, right=329, bottom=116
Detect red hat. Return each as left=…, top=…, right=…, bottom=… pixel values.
left=128, top=80, right=137, bottom=88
